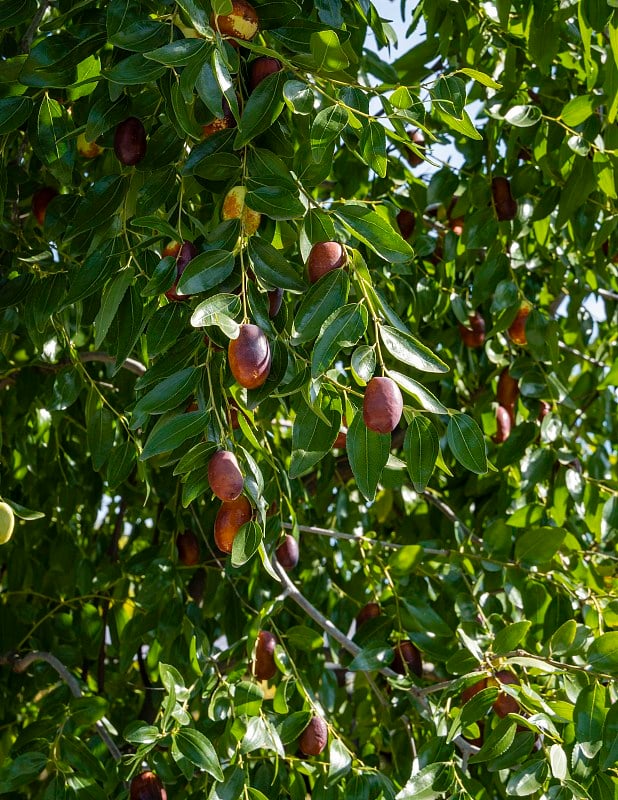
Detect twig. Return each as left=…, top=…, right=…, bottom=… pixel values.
left=79, top=352, right=146, bottom=376
left=0, top=651, right=122, bottom=760
left=557, top=341, right=607, bottom=369
left=598, top=287, right=618, bottom=302
left=20, top=1, right=50, bottom=52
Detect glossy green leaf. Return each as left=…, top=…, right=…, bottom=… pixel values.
left=335, top=205, right=414, bottom=263
left=404, top=416, right=439, bottom=492
left=292, top=269, right=350, bottom=344
left=311, top=303, right=368, bottom=377
left=380, top=326, right=449, bottom=373
left=346, top=412, right=391, bottom=501
left=446, top=414, right=488, bottom=474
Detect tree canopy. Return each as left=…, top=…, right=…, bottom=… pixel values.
left=1, top=0, right=617, bottom=798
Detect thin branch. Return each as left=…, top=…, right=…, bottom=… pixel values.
left=597, top=287, right=618, bottom=302
left=20, top=1, right=50, bottom=52
left=0, top=651, right=122, bottom=760
left=79, top=352, right=146, bottom=377
left=421, top=490, right=479, bottom=543
left=557, top=341, right=607, bottom=369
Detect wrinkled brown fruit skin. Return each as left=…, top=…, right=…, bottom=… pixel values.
left=396, top=209, right=416, bottom=240
left=268, top=287, right=283, bottom=318
left=176, top=530, right=200, bottom=566
left=363, top=377, right=403, bottom=434
left=114, top=117, right=147, bottom=166
left=32, top=187, right=58, bottom=225
left=130, top=771, right=167, bottom=800
left=461, top=677, right=488, bottom=704
left=356, top=602, right=380, bottom=628
left=210, top=0, right=258, bottom=40
left=491, top=176, right=518, bottom=221
left=252, top=630, right=278, bottom=680
left=202, top=98, right=236, bottom=138
left=214, top=495, right=252, bottom=554
left=508, top=304, right=531, bottom=345
left=228, top=324, right=271, bottom=389
left=391, top=640, right=422, bottom=678
left=165, top=241, right=198, bottom=301
left=458, top=312, right=486, bottom=348
left=208, top=450, right=244, bottom=501
left=299, top=716, right=328, bottom=756
left=405, top=129, right=425, bottom=166
left=249, top=56, right=282, bottom=91
left=497, top=368, right=519, bottom=413
left=275, top=534, right=299, bottom=571
left=307, top=241, right=347, bottom=284
left=493, top=405, right=512, bottom=443
left=489, top=670, right=520, bottom=717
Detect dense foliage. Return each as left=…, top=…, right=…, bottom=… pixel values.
left=1, top=0, right=617, bottom=798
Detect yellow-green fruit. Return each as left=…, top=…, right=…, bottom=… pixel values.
left=222, top=186, right=261, bottom=236
left=0, top=502, right=15, bottom=544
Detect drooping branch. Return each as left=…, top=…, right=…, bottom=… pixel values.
left=79, top=351, right=146, bottom=376
left=0, top=651, right=122, bottom=761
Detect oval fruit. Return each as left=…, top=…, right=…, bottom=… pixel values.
left=130, top=771, right=167, bottom=800
left=491, top=176, right=518, bottom=221
left=202, top=98, right=236, bottom=138
left=363, top=377, right=403, bottom=434
left=405, top=128, right=425, bottom=166
left=307, top=241, right=347, bottom=284
left=165, top=241, right=198, bottom=301
left=0, top=502, right=15, bottom=545
left=508, top=303, right=531, bottom=346
left=210, top=0, right=258, bottom=40
left=77, top=132, right=103, bottom=158
left=249, top=56, right=282, bottom=91
left=228, top=324, right=271, bottom=389
left=32, top=186, right=58, bottom=226
left=493, top=405, right=512, bottom=443
left=391, top=640, right=422, bottom=677
left=222, top=186, right=261, bottom=236
left=214, top=495, right=252, bottom=554
left=252, top=630, right=278, bottom=680
left=176, top=530, right=200, bottom=566
left=458, top=312, right=485, bottom=348
left=396, top=209, right=415, bottom=240
left=299, top=716, right=328, bottom=756
left=356, top=602, right=380, bottom=629
left=497, top=368, right=519, bottom=411
left=162, top=241, right=181, bottom=259
left=208, top=450, right=244, bottom=501
left=114, top=117, right=147, bottom=166
left=268, top=287, right=284, bottom=318
left=489, top=670, right=520, bottom=717
left=461, top=677, right=488, bottom=704
left=275, top=534, right=299, bottom=571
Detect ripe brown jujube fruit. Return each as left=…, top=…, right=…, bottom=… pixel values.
left=299, top=716, right=328, bottom=756
left=489, top=670, right=520, bottom=717
left=405, top=129, right=425, bottom=166
left=202, top=98, right=236, bottom=138
left=176, top=530, right=200, bottom=566
left=458, top=312, right=485, bottom=348
left=210, top=0, right=258, bottom=40
left=268, top=287, right=283, bottom=318
left=214, top=495, right=252, bottom=553
left=363, top=377, right=403, bottom=434
left=162, top=241, right=181, bottom=259
left=249, top=56, right=282, bottom=91
left=497, top=368, right=519, bottom=411
left=276, top=534, right=299, bottom=571
left=208, top=450, right=244, bottom=501
left=165, top=241, right=198, bottom=301
left=391, top=640, right=422, bottom=678
left=493, top=405, right=512, bottom=443
left=508, top=303, right=531, bottom=346
left=356, top=602, right=380, bottom=628
left=491, top=176, right=518, bottom=221
left=461, top=677, right=488, bottom=704
left=307, top=241, right=347, bottom=284
left=252, top=630, right=278, bottom=680
left=228, top=324, right=271, bottom=389
left=396, top=209, right=416, bottom=240
left=32, top=187, right=58, bottom=225
left=114, top=117, right=147, bottom=166
left=130, top=771, right=167, bottom=800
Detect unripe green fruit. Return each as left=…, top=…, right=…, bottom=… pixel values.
left=0, top=502, right=15, bottom=545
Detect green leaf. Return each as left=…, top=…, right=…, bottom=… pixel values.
left=469, top=719, right=517, bottom=763
left=69, top=175, right=127, bottom=238
left=283, top=79, right=314, bottom=114
left=404, top=417, right=439, bottom=492
left=360, top=121, right=387, bottom=177
left=234, top=71, right=287, bottom=148
left=561, top=94, right=597, bottom=126
left=145, top=39, right=208, bottom=65
left=233, top=681, right=263, bottom=716
left=175, top=728, right=224, bottom=781
left=328, top=739, right=352, bottom=784
left=132, top=368, right=199, bottom=424
left=123, top=722, right=160, bottom=744
left=140, top=411, right=209, bottom=460
left=191, top=293, right=241, bottom=332
left=176, top=250, right=235, bottom=295
left=87, top=406, right=114, bottom=471
left=289, top=400, right=339, bottom=478
left=287, top=625, right=323, bottom=651
left=600, top=701, right=618, bottom=770
left=61, top=239, right=122, bottom=309
left=351, top=345, right=376, bottom=384
left=493, top=621, right=531, bottom=655
left=348, top=646, right=393, bottom=672
left=310, top=29, right=349, bottom=71
left=0, top=96, right=34, bottom=134
left=231, top=521, right=262, bottom=567
left=457, top=67, right=502, bottom=89
left=433, top=76, right=466, bottom=117
left=514, top=527, right=565, bottom=566
left=311, top=104, right=348, bottom=162
left=95, top=269, right=134, bottom=348
left=588, top=632, right=618, bottom=676
left=335, top=205, right=414, bottom=263
left=505, top=104, right=542, bottom=127
left=446, top=414, right=488, bottom=474
left=311, top=304, right=368, bottom=377
left=396, top=763, right=449, bottom=800
left=574, top=683, right=607, bottom=758
left=380, top=326, right=449, bottom=374
left=387, top=370, right=448, bottom=414
left=248, top=238, right=306, bottom=292
left=346, top=411, right=391, bottom=501
left=292, top=269, right=350, bottom=344
left=277, top=711, right=312, bottom=744
left=104, top=53, right=166, bottom=84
